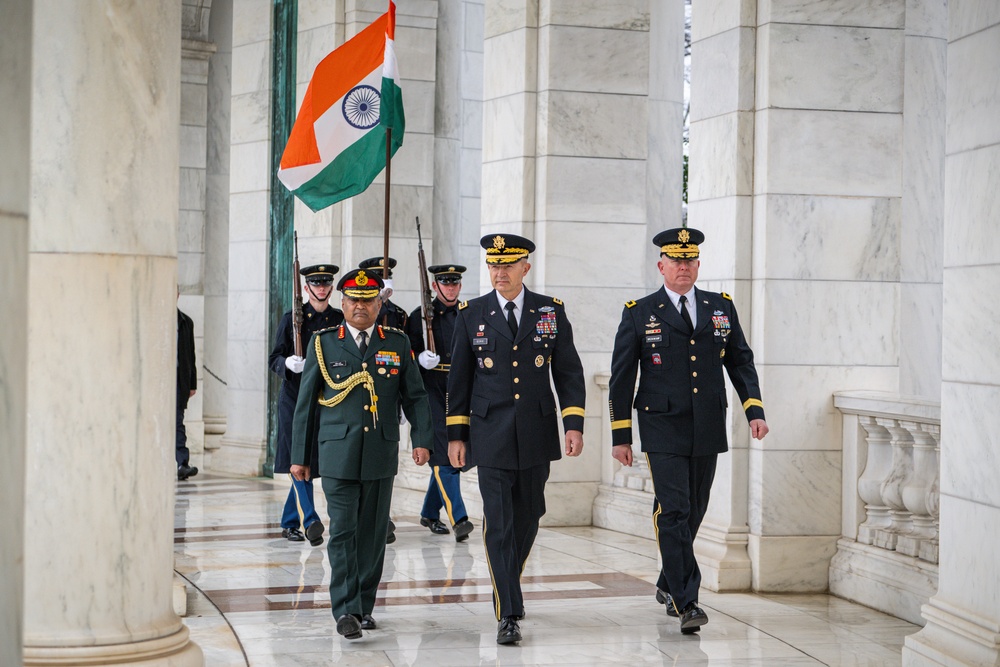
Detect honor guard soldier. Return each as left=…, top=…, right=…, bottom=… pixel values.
left=358, top=256, right=409, bottom=330
left=447, top=233, right=586, bottom=645
left=405, top=264, right=474, bottom=541
left=608, top=228, right=769, bottom=635
left=267, top=264, right=343, bottom=546
left=290, top=268, right=433, bottom=640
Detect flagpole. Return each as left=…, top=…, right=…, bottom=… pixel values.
left=382, top=127, right=391, bottom=291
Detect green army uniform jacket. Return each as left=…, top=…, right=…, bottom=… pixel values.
left=291, top=324, right=433, bottom=480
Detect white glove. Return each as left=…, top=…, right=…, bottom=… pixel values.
left=418, top=350, right=441, bottom=370
left=284, top=355, right=305, bottom=374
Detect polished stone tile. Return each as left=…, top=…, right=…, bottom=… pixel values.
left=177, top=477, right=917, bottom=666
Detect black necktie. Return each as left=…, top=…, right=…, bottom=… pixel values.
left=679, top=295, right=694, bottom=332
left=358, top=330, right=368, bottom=355
left=505, top=301, right=518, bottom=336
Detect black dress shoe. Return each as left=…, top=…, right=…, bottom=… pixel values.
left=386, top=518, right=396, bottom=544
left=336, top=614, right=362, bottom=640
left=496, top=616, right=522, bottom=645
left=281, top=527, right=305, bottom=542
left=305, top=520, right=325, bottom=547
left=360, top=614, right=377, bottom=630
left=655, top=589, right=679, bottom=617
left=679, top=603, right=708, bottom=634
left=453, top=518, right=474, bottom=542
left=420, top=517, right=450, bottom=534
left=177, top=464, right=198, bottom=481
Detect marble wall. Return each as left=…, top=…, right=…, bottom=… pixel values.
left=0, top=1, right=30, bottom=664
left=22, top=1, right=200, bottom=663
left=904, top=4, right=1000, bottom=664
left=749, top=0, right=906, bottom=591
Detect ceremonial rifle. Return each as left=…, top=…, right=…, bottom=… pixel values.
left=415, top=216, right=436, bottom=354
left=292, top=232, right=304, bottom=357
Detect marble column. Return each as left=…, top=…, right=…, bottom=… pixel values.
left=21, top=1, right=201, bottom=664
left=737, top=0, right=904, bottom=591
left=904, top=4, right=1000, bottom=665
left=685, top=0, right=758, bottom=590
left=481, top=1, right=651, bottom=524
left=214, top=0, right=274, bottom=474
left=203, top=0, right=233, bottom=456
left=0, top=1, right=31, bottom=664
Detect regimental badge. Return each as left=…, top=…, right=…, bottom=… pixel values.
left=652, top=353, right=662, bottom=365
left=356, top=270, right=369, bottom=286
left=649, top=315, right=657, bottom=323
left=493, top=235, right=505, bottom=250
left=479, top=324, right=486, bottom=332
left=484, top=357, right=494, bottom=369
left=535, top=355, right=544, bottom=367
left=679, top=229, right=691, bottom=243
left=378, top=367, right=387, bottom=375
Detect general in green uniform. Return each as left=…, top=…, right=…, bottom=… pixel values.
left=291, top=268, right=433, bottom=640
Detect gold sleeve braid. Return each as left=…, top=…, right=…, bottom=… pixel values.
left=314, top=335, right=379, bottom=426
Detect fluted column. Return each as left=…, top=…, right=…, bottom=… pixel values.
left=22, top=2, right=201, bottom=664
left=0, top=1, right=31, bottom=664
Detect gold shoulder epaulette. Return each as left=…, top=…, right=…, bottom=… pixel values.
left=553, top=297, right=563, bottom=305
left=315, top=325, right=339, bottom=335
left=458, top=301, right=468, bottom=310
left=625, top=300, right=637, bottom=308
left=721, top=292, right=733, bottom=301
left=382, top=325, right=405, bottom=334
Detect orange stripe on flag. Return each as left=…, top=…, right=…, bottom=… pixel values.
left=280, top=7, right=391, bottom=171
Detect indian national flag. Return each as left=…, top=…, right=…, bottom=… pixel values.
left=277, top=2, right=404, bottom=212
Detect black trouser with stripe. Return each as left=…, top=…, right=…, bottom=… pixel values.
left=477, top=463, right=550, bottom=620
left=646, top=452, right=717, bottom=612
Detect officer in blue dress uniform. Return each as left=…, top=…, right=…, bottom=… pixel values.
left=267, top=264, right=344, bottom=545
left=405, top=264, right=474, bottom=541
left=608, top=228, right=769, bottom=634
left=290, top=268, right=433, bottom=640
left=447, top=233, right=586, bottom=646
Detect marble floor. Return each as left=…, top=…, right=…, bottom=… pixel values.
left=175, top=474, right=919, bottom=666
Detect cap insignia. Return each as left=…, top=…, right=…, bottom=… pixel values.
left=493, top=235, right=505, bottom=250
left=356, top=270, right=369, bottom=286
left=678, top=229, right=691, bottom=243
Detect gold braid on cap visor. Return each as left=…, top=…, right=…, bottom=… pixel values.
left=342, top=286, right=381, bottom=299
left=485, top=247, right=529, bottom=264
left=661, top=244, right=700, bottom=259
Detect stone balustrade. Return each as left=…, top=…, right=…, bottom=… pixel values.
left=831, top=391, right=940, bottom=625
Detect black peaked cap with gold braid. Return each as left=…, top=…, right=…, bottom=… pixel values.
left=652, top=227, right=705, bottom=259
left=481, top=233, right=535, bottom=264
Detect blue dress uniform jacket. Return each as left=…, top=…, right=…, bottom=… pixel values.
left=608, top=286, right=764, bottom=456
left=268, top=303, right=344, bottom=474
left=447, top=289, right=586, bottom=469
left=291, top=324, right=433, bottom=479
left=406, top=298, right=457, bottom=467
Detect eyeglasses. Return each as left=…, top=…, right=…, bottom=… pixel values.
left=436, top=277, right=462, bottom=285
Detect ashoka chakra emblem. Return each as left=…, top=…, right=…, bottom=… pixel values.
left=342, top=85, right=381, bottom=130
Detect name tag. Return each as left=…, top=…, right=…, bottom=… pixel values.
left=473, top=337, right=489, bottom=346
left=328, top=360, right=348, bottom=368
left=645, top=335, right=662, bottom=344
